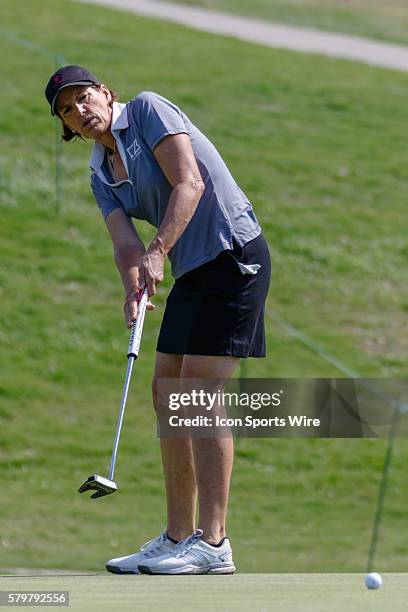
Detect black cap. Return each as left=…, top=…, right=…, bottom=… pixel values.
left=45, top=65, right=100, bottom=116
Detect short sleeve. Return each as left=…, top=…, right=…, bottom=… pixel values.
left=131, top=92, right=189, bottom=151
left=91, top=174, right=120, bottom=220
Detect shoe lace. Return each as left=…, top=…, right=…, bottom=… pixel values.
left=174, top=529, right=203, bottom=557
left=140, top=531, right=166, bottom=554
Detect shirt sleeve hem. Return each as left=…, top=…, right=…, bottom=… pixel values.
left=104, top=206, right=120, bottom=222
left=150, top=129, right=189, bottom=151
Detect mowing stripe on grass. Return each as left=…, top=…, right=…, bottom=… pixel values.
left=267, top=309, right=360, bottom=379
left=0, top=29, right=57, bottom=59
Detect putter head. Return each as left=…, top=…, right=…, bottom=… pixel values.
left=78, top=475, right=118, bottom=499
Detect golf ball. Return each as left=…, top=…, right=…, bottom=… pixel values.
left=365, top=572, right=382, bottom=589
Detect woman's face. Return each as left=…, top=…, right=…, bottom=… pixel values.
left=56, top=84, right=113, bottom=140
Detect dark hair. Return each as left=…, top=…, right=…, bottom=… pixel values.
left=60, top=85, right=119, bottom=142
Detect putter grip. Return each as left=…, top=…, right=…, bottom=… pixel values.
left=127, top=288, right=148, bottom=358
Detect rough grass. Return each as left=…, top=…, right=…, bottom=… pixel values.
left=0, top=0, right=407, bottom=574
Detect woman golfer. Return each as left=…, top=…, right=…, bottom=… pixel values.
left=45, top=65, right=270, bottom=575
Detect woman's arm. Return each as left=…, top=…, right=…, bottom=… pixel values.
left=106, top=208, right=152, bottom=327
left=140, top=133, right=205, bottom=295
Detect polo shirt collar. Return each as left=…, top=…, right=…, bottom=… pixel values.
left=90, top=101, right=128, bottom=172
left=111, top=101, right=129, bottom=131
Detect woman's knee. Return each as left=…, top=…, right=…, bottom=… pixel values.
left=152, top=352, right=183, bottom=414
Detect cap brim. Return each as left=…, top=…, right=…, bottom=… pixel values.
left=51, top=80, right=98, bottom=116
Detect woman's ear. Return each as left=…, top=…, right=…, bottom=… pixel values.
left=100, top=83, right=112, bottom=103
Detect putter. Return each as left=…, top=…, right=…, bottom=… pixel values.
left=78, top=288, right=149, bottom=499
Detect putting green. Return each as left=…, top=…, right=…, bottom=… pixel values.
left=0, top=573, right=405, bottom=611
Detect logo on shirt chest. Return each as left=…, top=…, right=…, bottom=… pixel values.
left=126, top=138, right=141, bottom=160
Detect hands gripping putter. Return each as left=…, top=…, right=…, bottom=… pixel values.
left=78, top=288, right=149, bottom=499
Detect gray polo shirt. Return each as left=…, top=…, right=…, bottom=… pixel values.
left=90, top=92, right=261, bottom=278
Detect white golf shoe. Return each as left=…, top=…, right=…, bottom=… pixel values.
left=138, top=529, right=236, bottom=575
left=105, top=532, right=176, bottom=574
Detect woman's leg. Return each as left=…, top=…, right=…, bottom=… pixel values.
left=152, top=351, right=197, bottom=541
left=180, top=355, right=239, bottom=545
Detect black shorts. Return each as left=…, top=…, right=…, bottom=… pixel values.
left=156, top=234, right=271, bottom=358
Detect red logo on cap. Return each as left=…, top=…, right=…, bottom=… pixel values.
left=52, top=74, right=62, bottom=84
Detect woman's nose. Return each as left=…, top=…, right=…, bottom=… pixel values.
left=74, top=102, right=86, bottom=116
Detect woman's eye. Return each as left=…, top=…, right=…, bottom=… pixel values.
left=63, top=107, right=71, bottom=116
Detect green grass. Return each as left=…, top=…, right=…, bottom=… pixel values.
left=1, top=574, right=408, bottom=612
left=176, top=0, right=408, bottom=46
left=1, top=0, right=408, bottom=575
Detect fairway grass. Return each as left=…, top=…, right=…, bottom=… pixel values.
left=0, top=573, right=407, bottom=612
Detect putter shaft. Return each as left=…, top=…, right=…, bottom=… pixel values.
left=109, top=355, right=134, bottom=481
left=78, top=288, right=148, bottom=498
left=109, top=288, right=148, bottom=481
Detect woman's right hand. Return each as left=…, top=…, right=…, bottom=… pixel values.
left=124, top=289, right=155, bottom=329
